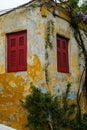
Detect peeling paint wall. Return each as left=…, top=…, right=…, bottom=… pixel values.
left=0, top=1, right=86, bottom=129
left=42, top=8, right=81, bottom=97
left=0, top=3, right=46, bottom=130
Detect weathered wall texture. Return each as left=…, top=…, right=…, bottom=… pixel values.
left=0, top=1, right=86, bottom=129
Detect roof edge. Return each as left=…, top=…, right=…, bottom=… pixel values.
left=0, top=0, right=36, bottom=17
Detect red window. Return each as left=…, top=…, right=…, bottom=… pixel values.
left=7, top=31, right=27, bottom=72
left=57, top=35, right=69, bottom=73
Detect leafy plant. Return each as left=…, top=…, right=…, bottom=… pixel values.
left=80, top=1, right=87, bottom=14
left=71, top=113, right=87, bottom=130
left=25, top=84, right=77, bottom=130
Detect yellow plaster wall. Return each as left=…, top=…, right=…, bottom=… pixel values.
left=41, top=5, right=47, bottom=17
left=0, top=1, right=86, bottom=130
left=27, top=55, right=44, bottom=82
left=0, top=5, right=46, bottom=129
left=0, top=55, right=44, bottom=130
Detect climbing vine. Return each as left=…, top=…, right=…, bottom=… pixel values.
left=51, top=0, right=87, bottom=125
left=58, top=0, right=87, bottom=124
left=45, top=20, right=54, bottom=85
left=45, top=20, right=54, bottom=49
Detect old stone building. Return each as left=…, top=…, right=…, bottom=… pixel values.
left=0, top=0, right=87, bottom=129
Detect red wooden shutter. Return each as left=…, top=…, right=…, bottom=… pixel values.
left=17, top=31, right=27, bottom=71
left=61, top=39, right=69, bottom=73
left=57, top=38, right=62, bottom=72
left=7, top=31, right=27, bottom=72
left=57, top=36, right=69, bottom=73
left=7, top=34, right=18, bottom=72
